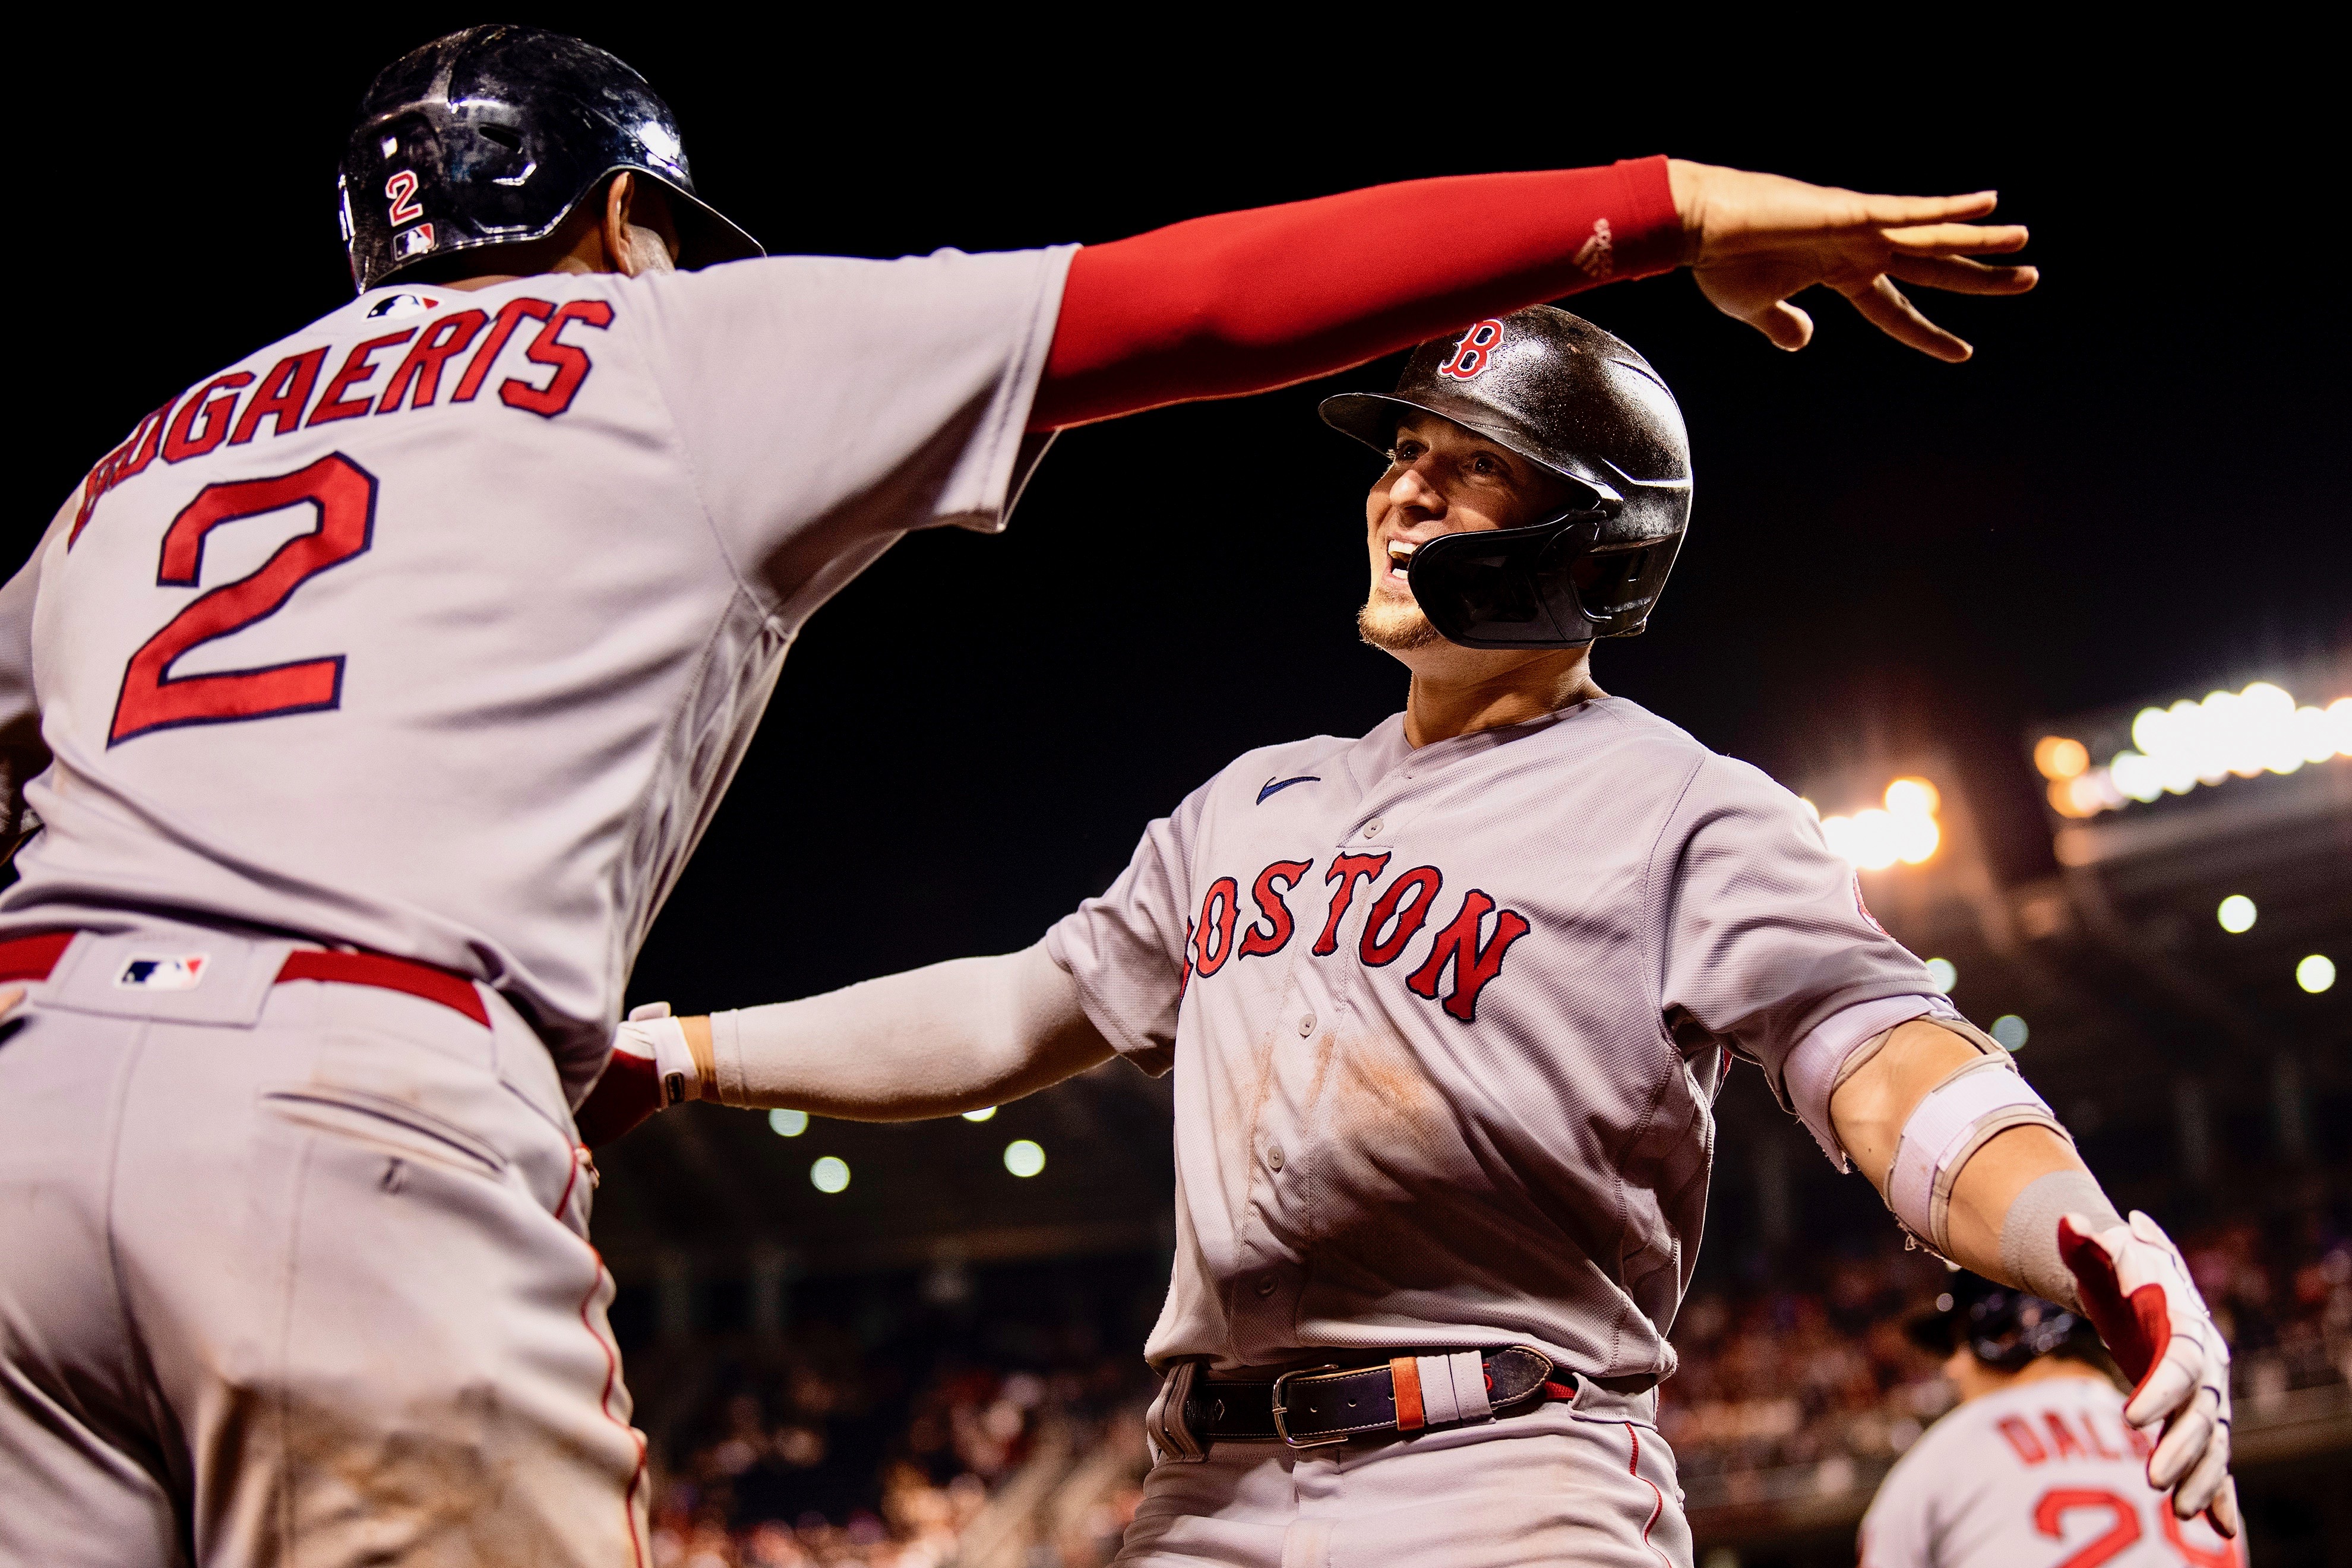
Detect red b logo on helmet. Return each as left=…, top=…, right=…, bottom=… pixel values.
left=1439, top=319, right=1505, bottom=381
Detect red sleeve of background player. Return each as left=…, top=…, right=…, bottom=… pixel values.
left=1030, top=156, right=1681, bottom=431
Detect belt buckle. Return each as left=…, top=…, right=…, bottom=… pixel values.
left=1269, top=1364, right=1349, bottom=1449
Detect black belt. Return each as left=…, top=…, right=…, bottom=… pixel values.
left=1149, top=1345, right=1567, bottom=1456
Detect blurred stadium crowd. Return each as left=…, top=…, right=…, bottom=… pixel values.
left=635, top=1206, right=2352, bottom=1567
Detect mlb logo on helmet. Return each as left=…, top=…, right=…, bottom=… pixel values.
left=115, top=954, right=211, bottom=991
left=1437, top=319, right=1506, bottom=381
left=392, top=223, right=438, bottom=261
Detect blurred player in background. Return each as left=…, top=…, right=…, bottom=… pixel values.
left=597, top=307, right=2234, bottom=1567
left=1863, top=1273, right=2243, bottom=1568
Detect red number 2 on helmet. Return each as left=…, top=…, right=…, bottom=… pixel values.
left=385, top=170, right=425, bottom=227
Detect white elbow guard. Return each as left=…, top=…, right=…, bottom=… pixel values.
left=1889, top=1051, right=2069, bottom=1257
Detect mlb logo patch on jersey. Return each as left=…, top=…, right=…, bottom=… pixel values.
left=115, top=954, right=211, bottom=991
left=366, top=290, right=444, bottom=320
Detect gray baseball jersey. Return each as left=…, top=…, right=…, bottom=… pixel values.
left=1047, top=698, right=1939, bottom=1380
left=0, top=248, right=1069, bottom=1093
left=1861, top=1376, right=2241, bottom=1568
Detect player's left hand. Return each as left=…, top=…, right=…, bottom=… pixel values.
left=1668, top=161, right=2038, bottom=363
left=573, top=1003, right=699, bottom=1149
left=2060, top=1210, right=2237, bottom=1536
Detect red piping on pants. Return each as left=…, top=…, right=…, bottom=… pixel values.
left=579, top=1243, right=647, bottom=1568
left=1626, top=1422, right=1670, bottom=1568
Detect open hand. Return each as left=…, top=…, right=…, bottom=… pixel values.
left=2060, top=1210, right=2237, bottom=1535
left=1668, top=161, right=2037, bottom=362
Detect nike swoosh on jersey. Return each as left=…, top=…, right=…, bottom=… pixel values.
left=1256, top=776, right=1322, bottom=804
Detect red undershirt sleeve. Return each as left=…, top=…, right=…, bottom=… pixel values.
left=1030, top=156, right=1681, bottom=431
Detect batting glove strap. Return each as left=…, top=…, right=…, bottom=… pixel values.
left=618, top=1002, right=700, bottom=1107
left=1888, top=1052, right=2068, bottom=1256
left=2060, top=1210, right=2237, bottom=1534
left=572, top=1003, right=694, bottom=1150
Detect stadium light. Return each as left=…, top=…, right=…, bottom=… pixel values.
left=1991, top=1014, right=2029, bottom=1051
left=2216, top=896, right=2257, bottom=934
left=2032, top=736, right=2088, bottom=780
left=810, top=1156, right=851, bottom=1193
left=2299, top=955, right=2338, bottom=995
left=1925, top=957, right=1958, bottom=992
left=962, top=1106, right=998, bottom=1123
left=1814, top=776, right=1943, bottom=871
left=769, top=1108, right=809, bottom=1137
left=2044, top=682, right=2350, bottom=819
left=1003, top=1139, right=1047, bottom=1177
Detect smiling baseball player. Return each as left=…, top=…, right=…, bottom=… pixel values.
left=1861, top=1274, right=2243, bottom=1568
left=1, top=20, right=2049, bottom=1567
left=601, top=311, right=2234, bottom=1566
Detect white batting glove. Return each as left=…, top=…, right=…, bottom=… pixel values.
left=2060, top=1210, right=2237, bottom=1535
left=573, top=1002, right=700, bottom=1149
left=618, top=1001, right=701, bottom=1106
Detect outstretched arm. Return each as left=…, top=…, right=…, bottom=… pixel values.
left=1829, top=1020, right=2098, bottom=1284
left=1032, top=157, right=2034, bottom=428
left=1832, top=1022, right=2237, bottom=1535
left=572, top=944, right=1114, bottom=1146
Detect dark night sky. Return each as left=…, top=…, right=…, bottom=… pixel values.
left=21, top=20, right=2345, bottom=1017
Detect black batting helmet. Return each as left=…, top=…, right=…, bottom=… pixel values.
left=1908, top=1272, right=2100, bottom=1373
left=339, top=26, right=763, bottom=293
left=1321, top=306, right=1693, bottom=647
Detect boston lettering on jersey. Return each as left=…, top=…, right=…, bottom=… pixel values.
left=1180, top=852, right=1532, bottom=1024
left=68, top=295, right=614, bottom=547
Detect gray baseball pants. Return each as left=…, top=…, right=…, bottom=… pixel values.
left=0, top=923, right=647, bottom=1567
left=1117, top=1382, right=1692, bottom=1568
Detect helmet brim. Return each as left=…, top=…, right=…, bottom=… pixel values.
left=1320, top=390, right=1583, bottom=489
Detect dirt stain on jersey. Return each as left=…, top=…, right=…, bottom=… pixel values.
left=1322, top=1026, right=1448, bottom=1162
left=1302, top=1029, right=1480, bottom=1296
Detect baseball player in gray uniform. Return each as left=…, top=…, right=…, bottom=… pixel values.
left=0, top=20, right=2059, bottom=1568
left=604, top=311, right=2238, bottom=1566
left=1861, top=1275, right=2243, bottom=1568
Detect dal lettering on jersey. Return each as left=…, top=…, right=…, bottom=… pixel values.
left=68, top=296, right=613, bottom=547
left=1997, top=1409, right=2152, bottom=1468
left=1188, top=854, right=1532, bottom=1023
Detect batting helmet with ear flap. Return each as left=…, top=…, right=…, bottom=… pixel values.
left=1321, top=305, right=1692, bottom=647
left=1908, top=1271, right=2103, bottom=1373
left=339, top=26, right=762, bottom=293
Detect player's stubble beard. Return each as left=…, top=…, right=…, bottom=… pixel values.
left=1357, top=593, right=1446, bottom=653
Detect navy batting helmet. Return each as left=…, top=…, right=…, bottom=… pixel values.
left=339, top=26, right=762, bottom=293
left=1320, top=306, right=1693, bottom=648
left=1909, top=1272, right=2097, bottom=1372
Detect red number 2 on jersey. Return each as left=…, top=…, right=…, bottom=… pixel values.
left=109, top=454, right=378, bottom=746
left=2035, top=1490, right=2141, bottom=1568
left=2034, top=1487, right=2239, bottom=1568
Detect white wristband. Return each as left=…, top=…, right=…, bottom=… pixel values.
left=1888, top=1054, right=2066, bottom=1254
